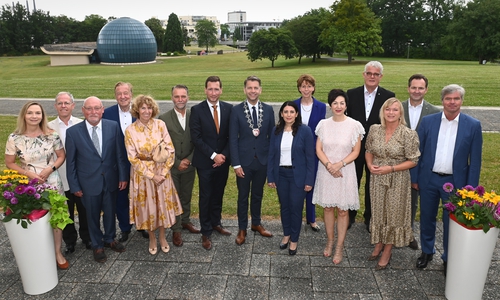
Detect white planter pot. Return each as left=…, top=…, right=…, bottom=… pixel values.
left=3, top=212, right=58, bottom=295
left=445, top=214, right=499, bottom=300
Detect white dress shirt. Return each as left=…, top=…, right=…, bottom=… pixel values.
left=118, top=106, right=132, bottom=134
left=432, top=113, right=460, bottom=174
left=408, top=101, right=424, bottom=130
left=364, top=86, right=379, bottom=120
left=85, top=120, right=102, bottom=155
left=280, top=131, right=294, bottom=166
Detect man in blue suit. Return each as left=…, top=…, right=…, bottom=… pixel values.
left=102, top=82, right=147, bottom=241
left=66, top=96, right=129, bottom=263
left=190, top=76, right=233, bottom=250
left=414, top=84, right=482, bottom=275
left=230, top=76, right=275, bottom=245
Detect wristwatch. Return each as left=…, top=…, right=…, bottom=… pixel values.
left=342, top=160, right=347, bottom=168
left=51, top=165, right=57, bottom=171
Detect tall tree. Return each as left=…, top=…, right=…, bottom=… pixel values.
left=164, top=13, right=184, bottom=53
left=195, top=19, right=217, bottom=52
left=29, top=10, right=55, bottom=48
left=247, top=28, right=298, bottom=68
left=0, top=3, right=31, bottom=54
left=443, top=0, right=500, bottom=63
left=79, top=14, right=107, bottom=42
left=145, top=17, right=165, bottom=52
left=53, top=15, right=80, bottom=44
left=220, top=24, right=230, bottom=41
left=320, top=0, right=383, bottom=63
left=233, top=26, right=243, bottom=41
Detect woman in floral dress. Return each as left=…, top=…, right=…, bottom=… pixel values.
left=124, top=95, right=182, bottom=255
left=5, top=101, right=68, bottom=269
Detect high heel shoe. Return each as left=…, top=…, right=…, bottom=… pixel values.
left=160, top=240, right=170, bottom=253
left=367, top=252, right=381, bottom=261
left=332, top=244, right=343, bottom=265
left=289, top=242, right=297, bottom=255
left=149, top=247, right=157, bottom=255
left=375, top=254, right=392, bottom=270
left=307, top=221, right=320, bottom=232
left=57, top=259, right=69, bottom=270
left=279, top=236, right=290, bottom=250
left=323, top=239, right=334, bottom=257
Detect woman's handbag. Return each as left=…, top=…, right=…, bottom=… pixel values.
left=152, top=140, right=169, bottom=163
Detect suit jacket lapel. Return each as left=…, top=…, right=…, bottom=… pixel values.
left=454, top=114, right=467, bottom=158
left=403, top=100, right=411, bottom=126
left=169, top=109, right=185, bottom=133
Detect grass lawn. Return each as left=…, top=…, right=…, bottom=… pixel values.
left=1, top=52, right=499, bottom=106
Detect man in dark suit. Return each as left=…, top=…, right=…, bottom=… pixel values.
left=190, top=76, right=233, bottom=250
left=66, top=96, right=129, bottom=263
left=402, top=74, right=440, bottom=250
left=230, top=76, right=275, bottom=245
left=159, top=84, right=199, bottom=247
left=346, top=61, right=395, bottom=231
left=414, top=84, right=482, bottom=275
left=102, top=82, right=147, bottom=241
left=48, top=92, right=91, bottom=254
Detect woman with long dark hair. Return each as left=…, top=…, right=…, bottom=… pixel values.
left=267, top=101, right=315, bottom=255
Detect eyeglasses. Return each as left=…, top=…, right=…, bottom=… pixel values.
left=83, top=106, right=103, bottom=112
left=56, top=102, right=73, bottom=106
left=365, top=72, right=381, bottom=77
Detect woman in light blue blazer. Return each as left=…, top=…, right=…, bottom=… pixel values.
left=267, top=101, right=315, bottom=255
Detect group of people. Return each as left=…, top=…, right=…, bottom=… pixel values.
left=4, top=62, right=482, bottom=276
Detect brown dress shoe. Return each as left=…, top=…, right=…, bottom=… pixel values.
left=213, top=225, right=232, bottom=236
left=201, top=235, right=212, bottom=250
left=235, top=229, right=247, bottom=245
left=173, top=232, right=183, bottom=247
left=251, top=224, right=273, bottom=237
left=182, top=222, right=201, bottom=234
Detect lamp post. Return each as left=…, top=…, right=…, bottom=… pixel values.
left=407, top=40, right=412, bottom=60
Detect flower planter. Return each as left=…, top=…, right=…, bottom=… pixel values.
left=3, top=212, right=58, bottom=295
left=445, top=214, right=499, bottom=300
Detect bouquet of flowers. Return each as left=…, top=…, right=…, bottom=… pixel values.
left=0, top=169, right=73, bottom=229
left=442, top=182, right=500, bottom=233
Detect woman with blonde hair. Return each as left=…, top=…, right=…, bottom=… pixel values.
left=124, top=95, right=182, bottom=255
left=5, top=101, right=68, bottom=269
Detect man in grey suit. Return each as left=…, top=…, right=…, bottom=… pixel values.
left=403, top=74, right=440, bottom=250
left=230, top=76, right=275, bottom=245
left=159, top=85, right=199, bottom=247
left=66, top=96, right=129, bottom=263
left=48, top=92, right=91, bottom=254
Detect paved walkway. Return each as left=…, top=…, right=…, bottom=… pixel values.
left=1, top=217, right=499, bottom=299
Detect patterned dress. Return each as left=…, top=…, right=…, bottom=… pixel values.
left=365, top=124, right=420, bottom=247
left=312, top=117, right=365, bottom=210
left=5, top=132, right=64, bottom=193
left=124, top=119, right=182, bottom=231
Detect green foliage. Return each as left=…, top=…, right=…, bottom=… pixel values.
left=145, top=18, right=165, bottom=52
left=233, top=26, right=243, bottom=41
left=164, top=13, right=184, bottom=53
left=195, top=19, right=218, bottom=52
left=79, top=14, right=107, bottom=42
left=282, top=10, right=324, bottom=63
left=220, top=24, right=230, bottom=41
left=321, top=0, right=383, bottom=63
left=46, top=189, right=73, bottom=229
left=247, top=28, right=298, bottom=67
left=443, top=0, right=500, bottom=63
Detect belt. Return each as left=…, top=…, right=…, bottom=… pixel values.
left=433, top=171, right=452, bottom=177
left=137, top=155, right=153, bottom=161
left=280, top=166, right=293, bottom=169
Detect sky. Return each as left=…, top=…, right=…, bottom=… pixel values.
left=2, top=0, right=335, bottom=23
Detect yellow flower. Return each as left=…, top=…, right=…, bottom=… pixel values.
left=458, top=200, right=465, bottom=207
left=463, top=211, right=475, bottom=220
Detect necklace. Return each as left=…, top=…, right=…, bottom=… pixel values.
left=301, top=103, right=312, bottom=112
left=243, top=101, right=263, bottom=136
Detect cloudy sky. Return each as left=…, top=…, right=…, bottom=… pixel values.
left=2, top=0, right=335, bottom=23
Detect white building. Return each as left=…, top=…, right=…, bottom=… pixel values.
left=176, top=16, right=221, bottom=39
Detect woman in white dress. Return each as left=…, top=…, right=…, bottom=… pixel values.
left=312, top=89, right=365, bottom=264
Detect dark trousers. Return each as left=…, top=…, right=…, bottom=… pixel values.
left=350, top=152, right=371, bottom=225
left=171, top=169, right=196, bottom=233
left=115, top=185, right=132, bottom=233
left=197, top=164, right=229, bottom=237
left=81, top=189, right=117, bottom=249
left=305, top=158, right=319, bottom=223
left=236, top=158, right=267, bottom=230
left=410, top=188, right=419, bottom=231
left=277, top=167, right=306, bottom=243
left=63, top=190, right=90, bottom=245
left=420, top=173, right=452, bottom=262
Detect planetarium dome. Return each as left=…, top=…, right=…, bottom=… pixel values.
left=96, top=17, right=157, bottom=64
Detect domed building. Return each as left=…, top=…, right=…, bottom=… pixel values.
left=96, top=17, right=157, bottom=64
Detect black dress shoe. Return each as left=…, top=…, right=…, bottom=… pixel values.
left=64, top=244, right=75, bottom=255
left=279, top=241, right=289, bottom=250
left=365, top=223, right=370, bottom=233
left=416, top=252, right=433, bottom=269
left=138, top=230, right=149, bottom=239
left=118, top=231, right=130, bottom=242
left=347, top=221, right=353, bottom=230
left=408, top=239, right=419, bottom=250
left=83, top=240, right=92, bottom=249
left=289, top=247, right=297, bottom=255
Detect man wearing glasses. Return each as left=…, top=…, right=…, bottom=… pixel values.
left=66, top=96, right=129, bottom=263
left=346, top=61, right=395, bottom=232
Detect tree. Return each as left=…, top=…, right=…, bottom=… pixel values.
left=145, top=17, right=165, bottom=52
left=195, top=19, right=217, bottom=52
left=53, top=15, right=80, bottom=43
left=443, top=0, right=500, bottom=63
left=78, top=14, right=107, bottom=42
left=233, top=26, right=243, bottom=41
left=0, top=3, right=31, bottom=54
left=29, top=10, right=55, bottom=48
left=164, top=13, right=184, bottom=53
left=247, top=28, right=298, bottom=67
left=220, top=24, right=230, bottom=41
left=282, top=9, right=326, bottom=63
left=320, top=0, right=383, bottom=63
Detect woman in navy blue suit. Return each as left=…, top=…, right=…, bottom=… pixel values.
left=293, top=74, right=326, bottom=232
left=267, top=101, right=315, bottom=255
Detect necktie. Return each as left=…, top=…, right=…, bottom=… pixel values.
left=92, top=126, right=101, bottom=156
left=213, top=105, right=219, bottom=134
left=252, top=106, right=258, bottom=128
